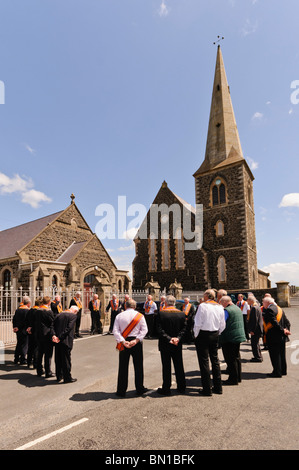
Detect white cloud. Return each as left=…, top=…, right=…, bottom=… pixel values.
left=247, top=157, right=259, bottom=171
left=158, top=1, right=170, bottom=17
left=23, top=143, right=35, bottom=154
left=122, top=227, right=139, bottom=240
left=241, top=19, right=258, bottom=37
left=118, top=242, right=135, bottom=252
left=279, top=193, right=299, bottom=208
left=0, top=172, right=33, bottom=194
left=0, top=171, right=51, bottom=208
left=21, top=189, right=52, bottom=209
left=252, top=111, right=263, bottom=121
left=262, top=262, right=299, bottom=286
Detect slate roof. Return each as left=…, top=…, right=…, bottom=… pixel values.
left=56, top=241, right=87, bottom=263
left=0, top=211, right=63, bottom=260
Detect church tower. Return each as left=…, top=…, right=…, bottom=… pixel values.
left=194, top=46, right=258, bottom=290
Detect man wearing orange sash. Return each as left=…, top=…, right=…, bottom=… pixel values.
left=237, top=294, right=250, bottom=341
left=69, top=292, right=83, bottom=338
left=193, top=289, right=226, bottom=395
left=13, top=296, right=31, bottom=365
left=89, top=294, right=102, bottom=335
left=156, top=295, right=187, bottom=395
left=262, top=296, right=291, bottom=377
left=106, top=294, right=121, bottom=334
left=143, top=294, right=157, bottom=339
left=113, top=298, right=148, bottom=397
left=182, top=297, right=196, bottom=344
left=51, top=295, right=63, bottom=317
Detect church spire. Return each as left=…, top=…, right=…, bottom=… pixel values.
left=194, top=45, right=244, bottom=176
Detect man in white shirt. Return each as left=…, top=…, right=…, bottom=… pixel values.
left=143, top=294, right=157, bottom=338
left=113, top=298, right=148, bottom=397
left=193, top=289, right=226, bottom=396
left=237, top=294, right=250, bottom=340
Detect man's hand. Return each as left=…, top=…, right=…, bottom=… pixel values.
left=170, top=337, right=179, bottom=346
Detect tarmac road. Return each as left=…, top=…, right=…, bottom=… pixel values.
left=1, top=301, right=299, bottom=452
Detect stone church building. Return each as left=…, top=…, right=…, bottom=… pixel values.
left=0, top=195, right=131, bottom=309
left=133, top=46, right=270, bottom=293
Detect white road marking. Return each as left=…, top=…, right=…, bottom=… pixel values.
left=15, top=418, right=89, bottom=450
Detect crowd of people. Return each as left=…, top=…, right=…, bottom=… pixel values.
left=112, top=290, right=291, bottom=397
left=11, top=288, right=291, bottom=395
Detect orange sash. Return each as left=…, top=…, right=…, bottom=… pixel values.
left=93, top=299, right=100, bottom=311
left=116, top=313, right=143, bottom=351
left=144, top=300, right=153, bottom=313
left=263, top=306, right=283, bottom=340
left=183, top=303, right=191, bottom=316
left=55, top=302, right=62, bottom=313
left=161, top=306, right=182, bottom=313
left=73, top=298, right=82, bottom=309
left=159, top=302, right=165, bottom=311
left=110, top=299, right=119, bottom=311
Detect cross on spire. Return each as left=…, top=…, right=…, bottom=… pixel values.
left=213, top=36, right=224, bottom=46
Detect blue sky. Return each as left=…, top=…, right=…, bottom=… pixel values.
left=0, top=0, right=299, bottom=285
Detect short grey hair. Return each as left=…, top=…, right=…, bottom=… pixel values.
left=166, top=295, right=176, bottom=306
left=204, top=289, right=216, bottom=300
left=70, top=305, right=79, bottom=313
left=22, top=296, right=31, bottom=305
left=126, top=298, right=136, bottom=309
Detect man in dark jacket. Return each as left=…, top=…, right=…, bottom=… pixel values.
left=156, top=295, right=187, bottom=395
left=262, top=296, right=291, bottom=377
left=53, top=305, right=78, bottom=383
left=12, top=296, right=31, bottom=364
left=35, top=296, right=56, bottom=377
left=219, top=296, right=246, bottom=386
left=247, top=295, right=264, bottom=362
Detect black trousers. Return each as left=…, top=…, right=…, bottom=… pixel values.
left=250, top=333, right=263, bottom=361
left=117, top=338, right=144, bottom=394
left=36, top=339, right=53, bottom=376
left=75, top=310, right=82, bottom=335
left=144, top=314, right=154, bottom=337
left=91, top=311, right=103, bottom=333
left=55, top=343, right=72, bottom=381
left=243, top=315, right=249, bottom=340
left=27, top=334, right=38, bottom=367
left=109, top=311, right=118, bottom=332
left=267, top=340, right=287, bottom=376
left=195, top=330, right=222, bottom=393
left=160, top=345, right=186, bottom=392
left=14, top=331, right=28, bottom=363
left=222, top=342, right=242, bottom=384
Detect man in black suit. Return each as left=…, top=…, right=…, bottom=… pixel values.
left=89, top=294, right=102, bottom=334
left=12, top=296, right=31, bottom=364
left=156, top=295, right=187, bottom=395
left=247, top=295, right=264, bottom=362
left=53, top=305, right=78, bottom=383
left=34, top=296, right=56, bottom=378
left=69, top=292, right=83, bottom=338
left=51, top=295, right=63, bottom=317
left=262, top=296, right=291, bottom=377
left=106, top=294, right=121, bottom=334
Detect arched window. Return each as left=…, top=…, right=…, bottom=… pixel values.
left=218, top=256, right=226, bottom=283
left=211, top=177, right=227, bottom=206
left=149, top=234, right=157, bottom=271
left=162, top=231, right=170, bottom=270
left=3, top=269, right=12, bottom=291
left=215, top=220, right=224, bottom=237
left=175, top=228, right=185, bottom=269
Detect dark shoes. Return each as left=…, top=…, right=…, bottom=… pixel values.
left=64, top=377, right=77, bottom=383
left=157, top=388, right=171, bottom=396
